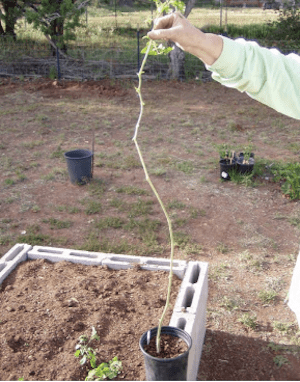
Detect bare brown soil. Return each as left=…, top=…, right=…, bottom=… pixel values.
left=0, top=259, right=182, bottom=381
left=1, top=78, right=300, bottom=380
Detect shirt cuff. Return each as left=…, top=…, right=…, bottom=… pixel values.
left=206, top=36, right=247, bottom=79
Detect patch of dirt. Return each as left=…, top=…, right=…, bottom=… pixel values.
left=0, top=259, right=182, bottom=381
left=1, top=78, right=300, bottom=380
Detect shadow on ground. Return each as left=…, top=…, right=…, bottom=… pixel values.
left=198, top=329, right=300, bottom=380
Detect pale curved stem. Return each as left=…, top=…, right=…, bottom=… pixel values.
left=133, top=40, right=175, bottom=354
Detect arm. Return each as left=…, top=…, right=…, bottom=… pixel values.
left=149, top=12, right=300, bottom=120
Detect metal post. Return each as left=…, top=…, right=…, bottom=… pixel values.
left=137, top=25, right=140, bottom=72
left=220, top=0, right=222, bottom=29
left=56, top=44, right=61, bottom=81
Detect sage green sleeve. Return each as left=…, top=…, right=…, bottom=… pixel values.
left=206, top=36, right=300, bottom=120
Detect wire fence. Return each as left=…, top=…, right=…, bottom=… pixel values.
left=0, top=36, right=207, bottom=81
left=0, top=4, right=298, bottom=82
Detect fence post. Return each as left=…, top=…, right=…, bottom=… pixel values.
left=137, top=25, right=140, bottom=73
left=56, top=44, right=61, bottom=81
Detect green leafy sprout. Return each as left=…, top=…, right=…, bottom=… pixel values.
left=74, top=327, right=122, bottom=381
left=133, top=0, right=185, bottom=354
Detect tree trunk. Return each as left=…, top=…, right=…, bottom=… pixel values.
left=167, top=44, right=185, bottom=80
left=3, top=0, right=18, bottom=39
left=168, top=0, right=197, bottom=80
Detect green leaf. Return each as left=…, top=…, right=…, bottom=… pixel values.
left=90, top=353, right=97, bottom=369
left=74, top=349, right=81, bottom=358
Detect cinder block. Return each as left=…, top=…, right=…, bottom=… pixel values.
left=170, top=308, right=206, bottom=381
left=102, top=254, right=187, bottom=279
left=169, top=261, right=209, bottom=381
left=0, top=243, right=32, bottom=284
left=27, top=246, right=107, bottom=266
left=173, top=261, right=209, bottom=314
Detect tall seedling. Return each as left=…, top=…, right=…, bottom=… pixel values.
left=133, top=0, right=185, bottom=353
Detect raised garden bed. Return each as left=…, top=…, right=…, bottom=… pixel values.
left=0, top=244, right=208, bottom=381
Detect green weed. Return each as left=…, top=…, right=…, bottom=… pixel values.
left=50, top=146, right=64, bottom=159
left=128, top=199, right=153, bottom=217
left=273, top=355, right=289, bottom=368
left=84, top=200, right=102, bottom=215
left=116, top=185, right=148, bottom=195
left=258, top=290, right=277, bottom=304
left=176, top=161, right=194, bottom=174
left=210, top=263, right=231, bottom=281
left=95, top=217, right=125, bottom=230
left=88, top=179, right=106, bottom=197
left=167, top=200, right=186, bottom=209
left=43, top=218, right=73, bottom=229
left=271, top=162, right=300, bottom=200
left=238, top=313, right=258, bottom=330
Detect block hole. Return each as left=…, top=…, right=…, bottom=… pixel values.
left=70, top=252, right=98, bottom=259
left=146, top=259, right=180, bottom=267
left=177, top=318, right=186, bottom=330
left=0, top=263, right=7, bottom=272
left=189, top=263, right=200, bottom=284
left=182, top=286, right=195, bottom=308
left=37, top=248, right=63, bottom=254
left=5, top=246, right=23, bottom=261
left=110, top=256, right=140, bottom=263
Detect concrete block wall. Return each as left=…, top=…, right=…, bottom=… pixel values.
left=0, top=243, right=32, bottom=284
left=170, top=261, right=209, bottom=381
left=1, top=244, right=208, bottom=381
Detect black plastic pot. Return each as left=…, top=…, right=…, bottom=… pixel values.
left=237, top=152, right=255, bottom=174
left=139, top=326, right=192, bottom=381
left=219, top=159, right=237, bottom=181
left=64, top=149, right=93, bottom=185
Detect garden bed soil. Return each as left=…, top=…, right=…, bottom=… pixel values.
left=0, top=258, right=182, bottom=381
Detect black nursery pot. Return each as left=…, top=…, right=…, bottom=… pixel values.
left=237, top=153, right=255, bottom=174
left=219, top=159, right=237, bottom=181
left=139, top=326, right=192, bottom=381
left=64, top=149, right=93, bottom=185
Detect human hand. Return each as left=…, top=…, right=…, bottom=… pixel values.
left=148, top=11, right=223, bottom=66
left=147, top=12, right=201, bottom=53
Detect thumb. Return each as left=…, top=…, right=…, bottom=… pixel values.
left=148, top=28, right=170, bottom=41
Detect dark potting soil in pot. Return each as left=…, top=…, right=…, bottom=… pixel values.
left=143, top=334, right=188, bottom=359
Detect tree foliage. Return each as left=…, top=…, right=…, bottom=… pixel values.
left=268, top=1, right=300, bottom=40
left=25, top=0, right=87, bottom=46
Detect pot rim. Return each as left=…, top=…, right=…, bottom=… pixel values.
left=139, top=326, right=192, bottom=362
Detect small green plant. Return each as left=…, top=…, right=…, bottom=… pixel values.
left=116, top=185, right=148, bottom=195
left=215, top=143, right=233, bottom=159
left=272, top=162, right=300, bottom=200
left=85, top=357, right=123, bottom=381
left=238, top=313, right=258, bottom=330
left=272, top=321, right=294, bottom=334
left=258, top=290, right=277, bottom=304
left=75, top=327, right=122, bottom=381
left=4, top=178, right=15, bottom=186
left=84, top=200, right=102, bottom=215
left=75, top=326, right=100, bottom=367
left=273, top=355, right=289, bottom=368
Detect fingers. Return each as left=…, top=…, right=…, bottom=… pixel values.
left=147, top=28, right=170, bottom=41
left=147, top=12, right=180, bottom=40
left=153, top=13, right=177, bottom=31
